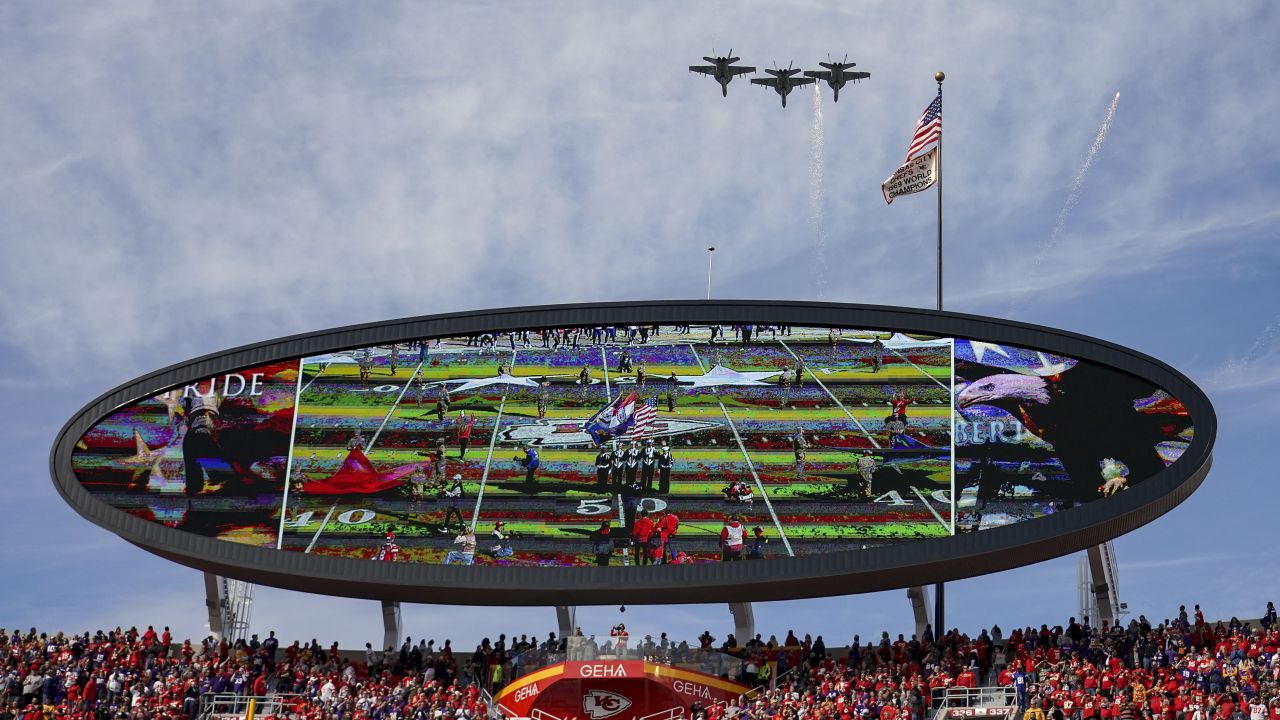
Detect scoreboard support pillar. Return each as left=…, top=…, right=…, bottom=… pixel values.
left=381, top=600, right=402, bottom=651
left=203, top=573, right=226, bottom=642
left=907, top=585, right=932, bottom=639
left=1085, top=542, right=1122, bottom=624
left=555, top=606, right=577, bottom=639
left=729, top=602, right=755, bottom=641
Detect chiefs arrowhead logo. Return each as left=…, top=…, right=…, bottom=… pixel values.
left=583, top=690, right=632, bottom=720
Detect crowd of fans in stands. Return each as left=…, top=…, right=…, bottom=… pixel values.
left=3, top=601, right=1277, bottom=720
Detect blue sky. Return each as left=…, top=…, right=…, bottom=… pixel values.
left=2, top=2, right=1278, bottom=647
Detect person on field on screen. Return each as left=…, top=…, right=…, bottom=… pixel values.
left=442, top=474, right=465, bottom=530
left=886, top=415, right=909, bottom=449
left=720, top=515, right=745, bottom=561
left=791, top=428, right=810, bottom=481
left=435, top=391, right=451, bottom=422
left=590, top=521, right=614, bottom=567
left=455, top=412, right=475, bottom=459
left=358, top=349, right=372, bottom=384
left=444, top=527, right=476, bottom=565
left=855, top=452, right=877, bottom=497
left=488, top=521, right=513, bottom=559
left=870, top=339, right=885, bottom=373
left=515, top=447, right=539, bottom=486
left=611, top=445, right=626, bottom=487
left=636, top=362, right=647, bottom=388
left=536, top=382, right=550, bottom=419
left=388, top=344, right=399, bottom=376
left=658, top=443, right=673, bottom=493
left=347, top=431, right=366, bottom=452
left=641, top=440, right=657, bottom=490
left=747, top=526, right=768, bottom=560
left=631, top=510, right=655, bottom=566
left=374, top=532, right=399, bottom=562
left=625, top=442, right=641, bottom=488
left=595, top=447, right=612, bottom=490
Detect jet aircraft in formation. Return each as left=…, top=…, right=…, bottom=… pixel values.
left=687, top=51, right=755, bottom=97
left=803, top=55, right=871, bottom=103
left=690, top=52, right=870, bottom=107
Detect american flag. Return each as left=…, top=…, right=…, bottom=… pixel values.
left=905, top=90, right=942, bottom=161
left=624, top=396, right=659, bottom=438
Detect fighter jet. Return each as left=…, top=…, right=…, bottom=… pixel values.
left=689, top=50, right=756, bottom=97
left=750, top=64, right=815, bottom=108
left=804, top=55, right=871, bottom=103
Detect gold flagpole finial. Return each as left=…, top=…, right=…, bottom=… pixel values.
left=935, top=71, right=945, bottom=83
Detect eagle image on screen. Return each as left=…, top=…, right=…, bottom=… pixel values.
left=68, top=325, right=1193, bottom=569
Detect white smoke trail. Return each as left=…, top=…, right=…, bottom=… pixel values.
left=1245, top=316, right=1280, bottom=362
left=809, top=83, right=827, bottom=298
left=1037, top=91, right=1120, bottom=266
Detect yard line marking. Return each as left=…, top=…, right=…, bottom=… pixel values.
left=877, top=342, right=949, bottom=391
left=910, top=485, right=953, bottom=534
left=470, top=348, right=519, bottom=532
left=276, top=357, right=307, bottom=549
left=688, top=344, right=793, bottom=557
left=305, top=352, right=426, bottom=553
left=778, top=340, right=881, bottom=450
left=304, top=504, right=338, bottom=553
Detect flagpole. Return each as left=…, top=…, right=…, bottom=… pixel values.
left=935, top=71, right=944, bottom=313
left=933, top=69, right=947, bottom=642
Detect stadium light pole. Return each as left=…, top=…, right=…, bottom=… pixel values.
left=706, top=246, right=716, bottom=299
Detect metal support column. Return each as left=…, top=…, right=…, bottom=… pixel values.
left=1086, top=542, right=1122, bottom=626
left=203, top=573, right=226, bottom=642
left=907, top=585, right=932, bottom=639
left=555, top=606, right=577, bottom=639
left=381, top=600, right=402, bottom=651
left=729, top=602, right=755, bottom=642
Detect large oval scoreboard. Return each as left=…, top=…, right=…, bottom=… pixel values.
left=51, top=301, right=1214, bottom=604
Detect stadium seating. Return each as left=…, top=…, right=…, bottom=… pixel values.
left=2, top=604, right=1275, bottom=720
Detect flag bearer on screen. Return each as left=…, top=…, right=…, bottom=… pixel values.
left=595, top=447, right=612, bottom=490
left=657, top=443, right=673, bottom=494
left=641, top=439, right=657, bottom=490
left=611, top=444, right=626, bottom=487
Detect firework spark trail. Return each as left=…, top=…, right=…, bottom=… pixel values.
left=1037, top=91, right=1120, bottom=267
left=809, top=84, right=827, bottom=298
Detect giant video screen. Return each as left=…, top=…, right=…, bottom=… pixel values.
left=70, top=324, right=1193, bottom=568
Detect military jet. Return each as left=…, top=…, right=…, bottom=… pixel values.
left=689, top=50, right=756, bottom=97
left=804, top=55, right=871, bottom=103
left=750, top=64, right=815, bottom=108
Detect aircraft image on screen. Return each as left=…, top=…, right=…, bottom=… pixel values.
left=688, top=51, right=755, bottom=97
left=751, top=65, right=815, bottom=107
left=803, top=55, right=870, bottom=103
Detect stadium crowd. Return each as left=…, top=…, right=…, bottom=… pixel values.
left=2, top=602, right=1276, bottom=720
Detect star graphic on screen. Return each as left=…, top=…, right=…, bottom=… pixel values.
left=156, top=391, right=182, bottom=423
left=969, top=341, right=1010, bottom=364
left=120, top=430, right=170, bottom=488
left=439, top=372, right=571, bottom=393
left=675, top=364, right=783, bottom=388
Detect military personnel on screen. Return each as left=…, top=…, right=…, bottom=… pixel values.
left=595, top=447, right=612, bottom=490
